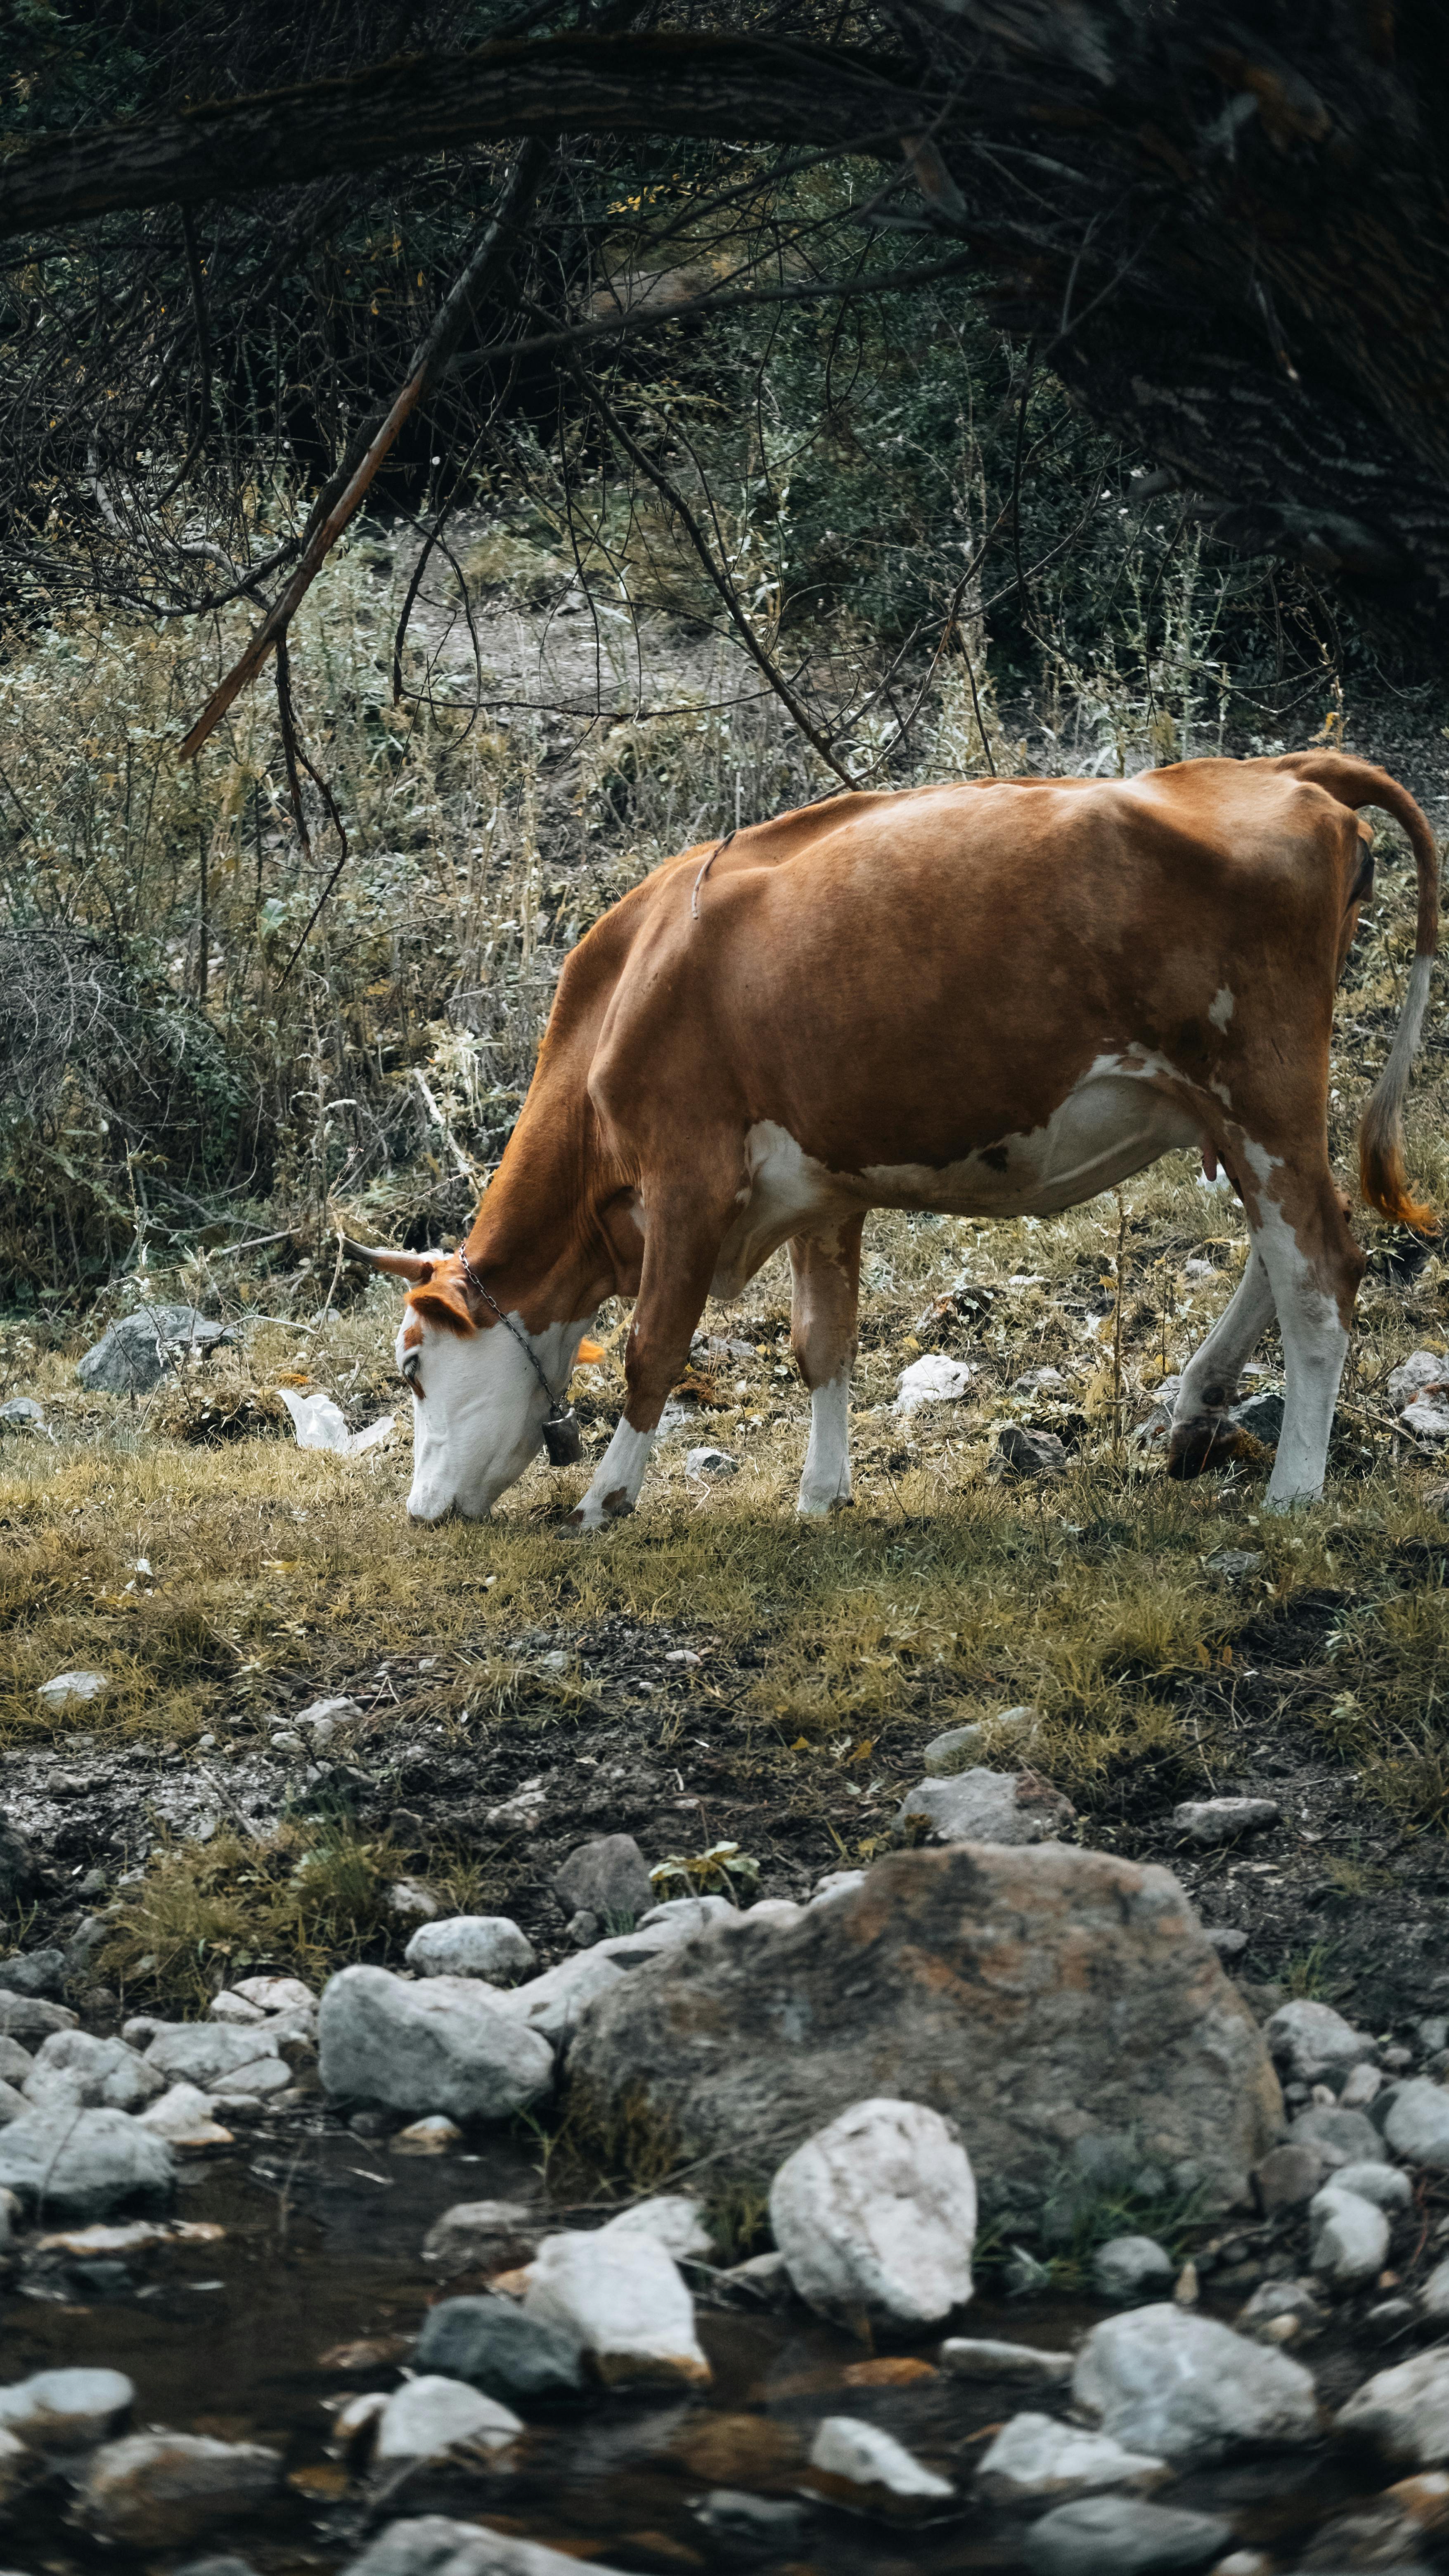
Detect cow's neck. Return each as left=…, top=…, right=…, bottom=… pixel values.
left=459, top=1094, right=616, bottom=1335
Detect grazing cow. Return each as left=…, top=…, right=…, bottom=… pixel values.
left=344, top=750, right=1437, bottom=1527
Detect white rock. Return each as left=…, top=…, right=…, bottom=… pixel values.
left=1333, top=2161, right=1412, bottom=2210
left=495, top=1949, right=625, bottom=2047
left=925, top=1708, right=1042, bottom=1774
left=1266, top=2000, right=1377, bottom=2084
left=22, top=2031, right=165, bottom=2115
left=1093, top=2236, right=1174, bottom=2302
left=977, top=2411, right=1167, bottom=2507
left=373, top=2376, right=522, bottom=2465
left=1383, top=2079, right=1449, bottom=2168
left=405, top=1917, right=537, bottom=1982
left=1073, top=2304, right=1318, bottom=2464
left=1389, top=1351, right=1449, bottom=1409
left=738, top=1899, right=803, bottom=1929
left=1172, top=1799, right=1281, bottom=1847
left=1420, top=2258, right=1449, bottom=2318
left=685, top=1446, right=738, bottom=1477
left=329, top=2389, right=388, bottom=2462
left=293, top=1698, right=361, bottom=1733
left=348, top=2517, right=635, bottom=2576
left=77, top=2431, right=282, bottom=2543
left=896, top=1354, right=974, bottom=1413
left=0, top=2108, right=174, bottom=2217
left=524, top=2228, right=710, bottom=2386
left=388, top=1878, right=443, bottom=1920
left=37, top=1670, right=110, bottom=1709
left=811, top=1870, right=867, bottom=1906
left=1401, top=1399, right=1449, bottom=1440
left=894, top=1766, right=1075, bottom=1847
left=137, top=2084, right=232, bottom=2154
left=1023, top=2496, right=1236, bottom=2576
left=390, top=2116, right=463, bottom=2155
left=0, top=2365, right=133, bottom=2449
left=207, top=2055, right=291, bottom=2100
left=1336, top=2346, right=1449, bottom=2464
left=601, top=2195, right=713, bottom=2261
left=940, top=2338, right=1075, bottom=2385
left=143, top=2023, right=282, bottom=2088
left=207, top=1991, right=265, bottom=2024
left=635, top=1895, right=737, bottom=1936
left=231, top=1974, right=317, bottom=2014
left=769, top=2098, right=975, bottom=2330
left=1340, top=2062, right=1383, bottom=2109
left=807, top=2415, right=954, bottom=2509
left=1309, top=2183, right=1390, bottom=2286
left=319, top=1967, right=554, bottom=2121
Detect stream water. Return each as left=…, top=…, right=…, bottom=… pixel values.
left=1, top=2132, right=1373, bottom=2575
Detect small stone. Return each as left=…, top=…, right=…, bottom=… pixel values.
left=894, top=1766, right=1075, bottom=1848
left=404, top=1918, right=537, bottom=1982
left=805, top=2414, right=954, bottom=2516
left=1341, top=2062, right=1385, bottom=2109
left=422, top=2200, right=543, bottom=2276
left=144, top=2025, right=282, bottom=2089
left=207, top=1992, right=266, bottom=2026
left=566, top=1911, right=599, bottom=1945
left=896, top=1354, right=975, bottom=1413
left=1382, top=2079, right=1449, bottom=2169
left=0, top=1395, right=44, bottom=1430
left=495, top=1950, right=626, bottom=2047
left=0, top=2365, right=133, bottom=2449
left=317, top=1966, right=554, bottom=2121
left=1420, top=2259, right=1449, bottom=2318
left=413, top=2295, right=585, bottom=2401
left=1365, top=2297, right=1418, bottom=2339
left=1252, top=2143, right=1325, bottom=2214
left=78, top=2433, right=280, bottom=2544
left=1073, top=2304, right=1317, bottom=2464
left=1172, top=1799, right=1281, bottom=1848
left=209, top=2057, right=291, bottom=2104
left=24, top=2030, right=166, bottom=2114
left=924, top=1707, right=1042, bottom=1774
left=739, top=1897, right=803, bottom=1929
left=601, top=2194, right=713, bottom=2262
left=685, top=1446, right=738, bottom=1476
left=811, top=1868, right=867, bottom=1905
left=372, top=2376, right=522, bottom=2465
left=691, top=2491, right=809, bottom=2557
left=551, top=1835, right=654, bottom=1924
left=940, top=2338, right=1074, bottom=2384
left=524, top=2228, right=710, bottom=2387
left=1267, top=2000, right=1377, bottom=2083
left=347, top=2520, right=630, bottom=2576
left=386, top=1880, right=441, bottom=1922
left=230, top=1975, right=315, bottom=2015
left=137, top=2084, right=233, bottom=2155
left=37, top=1669, right=110, bottom=1709
left=1237, top=2281, right=1322, bottom=2338
left=0, top=1822, right=37, bottom=1911
left=294, top=1697, right=361, bottom=1732
left=1024, top=2496, right=1234, bottom=2576
left=0, top=1990, right=70, bottom=2039
left=1206, top=1928, right=1249, bottom=1961
left=77, top=1306, right=229, bottom=1395
left=0, top=1950, right=67, bottom=1999
left=1334, top=2161, right=1412, bottom=2210
left=0, top=2107, right=174, bottom=2217
left=1336, top=2346, right=1449, bottom=2465
left=389, top=2116, right=462, bottom=2155
left=328, top=2390, right=388, bottom=2465
left=1389, top=1352, right=1449, bottom=1409
left=1287, top=2104, right=1383, bottom=2169
left=769, top=2097, right=975, bottom=2330
left=1204, top=1546, right=1266, bottom=1578
left=1093, top=2236, right=1174, bottom=2303
left=978, top=2412, right=1167, bottom=2507
left=1309, top=2183, right=1390, bottom=2287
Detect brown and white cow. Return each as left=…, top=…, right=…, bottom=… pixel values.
left=345, top=750, right=1437, bottom=1526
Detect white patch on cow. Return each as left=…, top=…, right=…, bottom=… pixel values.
left=1208, top=986, right=1235, bottom=1032
left=400, top=1308, right=590, bottom=1522
left=1239, top=1134, right=1284, bottom=1189
left=567, top=1419, right=657, bottom=1533
left=1210, top=1078, right=1233, bottom=1107
left=1247, top=1184, right=1349, bottom=1510
left=862, top=1053, right=1201, bottom=1220
left=798, top=1371, right=852, bottom=1517
left=713, top=1122, right=835, bottom=1296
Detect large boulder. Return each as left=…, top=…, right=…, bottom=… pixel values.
left=769, top=2098, right=975, bottom=2329
left=77, top=1305, right=230, bottom=1395
left=564, top=1845, right=1283, bottom=2211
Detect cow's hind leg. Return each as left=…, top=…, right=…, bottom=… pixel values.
left=1167, top=1245, right=1276, bottom=1478
left=566, top=1184, right=727, bottom=1535
left=1251, top=1168, right=1364, bottom=1509
left=790, top=1215, right=864, bottom=1516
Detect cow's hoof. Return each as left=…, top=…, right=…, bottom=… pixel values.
left=1166, top=1416, right=1248, bottom=1479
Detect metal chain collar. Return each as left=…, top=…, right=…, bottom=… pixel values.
left=455, top=1245, right=564, bottom=1415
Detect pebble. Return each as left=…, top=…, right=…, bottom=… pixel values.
left=805, top=2414, right=954, bottom=2516
left=977, top=2412, right=1167, bottom=2506
left=372, top=2376, right=523, bottom=2465
left=1421, top=2258, right=1449, bottom=2318
left=386, top=1880, right=442, bottom=1921
left=1338, top=2346, right=1449, bottom=2464
left=0, top=1395, right=44, bottom=1430
left=0, top=2107, right=174, bottom=2217
left=923, top=1707, right=1042, bottom=1774
left=207, top=1993, right=265, bottom=2026
left=769, top=2097, right=975, bottom=2329
left=1238, top=2280, right=1322, bottom=2339
left=1073, top=2303, right=1317, bottom=2464
left=551, top=1836, right=654, bottom=1924
left=1381, top=2079, right=1449, bottom=2169
left=524, top=2228, right=710, bottom=2387
left=1171, top=1798, right=1281, bottom=1847
left=0, top=2365, right=133, bottom=2449
left=1309, top=2182, right=1390, bottom=2286
left=1340, top=2061, right=1384, bottom=2109
left=1252, top=2143, right=1325, bottom=2214
left=412, top=2294, right=585, bottom=2401
left=691, top=2491, right=809, bottom=2557
left=1267, top=1999, right=1377, bottom=2083
left=404, top=1917, right=537, bottom=1982
left=600, top=2193, right=714, bottom=2261
left=811, top=1869, right=867, bottom=1905
left=144, top=2025, right=282, bottom=2090
left=421, top=2200, right=543, bottom=2276
left=1206, top=1928, right=1249, bottom=1961
left=940, top=2337, right=1074, bottom=2385
left=317, top=1966, right=554, bottom=2120
left=23, top=2030, right=166, bottom=2115
left=1287, top=2104, right=1383, bottom=2168
left=0, top=1993, right=76, bottom=2038
left=1093, top=2235, right=1174, bottom=2302
left=1024, top=2496, right=1234, bottom=2576
left=0, top=1949, right=67, bottom=1998
left=389, top=2116, right=462, bottom=2155
left=231, top=1975, right=316, bottom=2015
left=78, top=2432, right=282, bottom=2544
left=1389, top=1351, right=1449, bottom=1408
left=137, top=2084, right=233, bottom=2155
left=994, top=1424, right=1066, bottom=1478
left=1334, top=2159, right=1412, bottom=2210
left=347, top=2517, right=633, bottom=2576
left=893, top=1766, right=1075, bottom=1847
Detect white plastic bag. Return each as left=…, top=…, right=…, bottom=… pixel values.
left=277, top=1388, right=395, bottom=1457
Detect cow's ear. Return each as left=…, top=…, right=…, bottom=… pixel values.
left=407, top=1281, right=478, bottom=1336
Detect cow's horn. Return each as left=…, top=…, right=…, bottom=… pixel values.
left=338, top=1234, right=436, bottom=1283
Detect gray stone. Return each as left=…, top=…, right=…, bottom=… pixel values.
left=550, top=1836, right=653, bottom=1925
left=1252, top=2143, right=1325, bottom=2214
left=1172, top=1799, right=1281, bottom=1848
left=413, top=2296, right=585, bottom=2401
left=1073, top=2304, right=1318, bottom=2464
left=0, top=1990, right=72, bottom=2039
left=0, top=1395, right=43, bottom=1431
left=1287, top=2105, right=1383, bottom=2169
left=940, top=2337, right=1074, bottom=2384
left=373, top=2377, right=521, bottom=2466
left=1419, top=2257, right=1449, bottom=2317
left=143, top=2024, right=282, bottom=2090
left=1336, top=2346, right=1449, bottom=2465
left=1093, top=2235, right=1174, bottom=2302
left=564, top=1844, right=1283, bottom=2208
left=685, top=1446, right=738, bottom=1476
left=1238, top=2280, right=1323, bottom=2335
left=1381, top=2080, right=1449, bottom=2169
left=0, top=2365, right=133, bottom=2448
left=924, top=1707, right=1043, bottom=1774
left=0, top=1950, right=66, bottom=1999
left=1231, top=1392, right=1285, bottom=1445
left=600, top=2193, right=713, bottom=2261
left=691, top=2492, right=809, bottom=2557
left=769, top=2098, right=975, bottom=2329
left=812, top=1869, right=866, bottom=1906
left=978, top=2412, right=1167, bottom=2507
left=318, top=1967, right=554, bottom=2120
left=494, top=1950, right=625, bottom=2048
left=634, top=1894, right=736, bottom=1937
left=422, top=2200, right=545, bottom=2277
left=1267, top=2000, right=1377, bottom=2083
left=0, top=2040, right=31, bottom=2087
left=1334, top=2161, right=1413, bottom=2211
left=805, top=2414, right=954, bottom=2513
left=77, top=1306, right=230, bottom=1396
left=1207, top=1929, right=1249, bottom=1961
left=404, top=1918, right=537, bottom=1983
left=994, top=1425, right=1067, bottom=1478
left=0, top=2108, right=174, bottom=2217
left=1309, top=2183, right=1390, bottom=2286
left=78, top=2432, right=281, bottom=2543
left=894, top=1766, right=1076, bottom=1847
left=524, top=2228, right=709, bottom=2387
left=345, top=2515, right=634, bottom=2576
left=1024, top=2497, right=1234, bottom=2576
left=1389, top=1351, right=1449, bottom=1409
left=24, top=2030, right=166, bottom=2114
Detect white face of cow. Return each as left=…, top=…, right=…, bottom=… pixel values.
left=398, top=1301, right=588, bottom=1522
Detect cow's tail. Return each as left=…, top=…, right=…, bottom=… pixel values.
left=1274, top=750, right=1440, bottom=1232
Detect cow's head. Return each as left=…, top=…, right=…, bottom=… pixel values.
left=341, top=1239, right=598, bottom=1520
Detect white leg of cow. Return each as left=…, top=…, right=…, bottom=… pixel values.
left=567, top=1418, right=658, bottom=1533
left=1167, top=1245, right=1277, bottom=1477
left=1250, top=1190, right=1358, bottom=1509
left=799, top=1371, right=852, bottom=1515
left=790, top=1218, right=863, bottom=1519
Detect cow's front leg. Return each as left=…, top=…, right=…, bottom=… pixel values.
left=790, top=1216, right=863, bottom=1517
left=564, top=1189, right=724, bottom=1535
left=1167, top=1243, right=1276, bottom=1478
